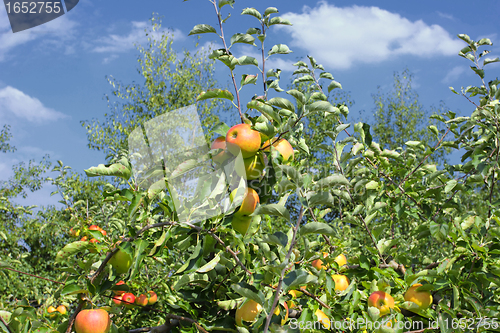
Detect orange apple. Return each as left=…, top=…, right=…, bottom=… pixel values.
left=235, top=299, right=262, bottom=326
left=404, top=284, right=433, bottom=310
left=121, top=293, right=136, bottom=308
left=74, top=309, right=111, bottom=333
left=47, top=306, right=57, bottom=317
left=226, top=124, right=261, bottom=158
left=211, top=136, right=232, bottom=164
left=69, top=228, right=80, bottom=237
left=135, top=294, right=148, bottom=307
left=368, top=291, right=395, bottom=316
left=56, top=305, right=67, bottom=315
left=272, top=302, right=289, bottom=325
left=332, top=274, right=349, bottom=292
left=89, top=225, right=100, bottom=231
left=80, top=236, right=88, bottom=242
left=147, top=291, right=157, bottom=305
left=264, top=138, right=294, bottom=163
left=230, top=188, right=260, bottom=217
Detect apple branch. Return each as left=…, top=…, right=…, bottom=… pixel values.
left=1, top=266, right=64, bottom=285
left=263, top=206, right=304, bottom=333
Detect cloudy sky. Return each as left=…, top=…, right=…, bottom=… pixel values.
left=1, top=0, right=499, bottom=208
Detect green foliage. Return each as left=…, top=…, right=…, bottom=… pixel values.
left=2, top=2, right=500, bottom=333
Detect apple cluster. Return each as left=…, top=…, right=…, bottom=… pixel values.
left=111, top=280, right=158, bottom=308
left=46, top=304, right=67, bottom=318
left=211, top=123, right=294, bottom=235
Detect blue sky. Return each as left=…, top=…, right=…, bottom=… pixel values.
left=1, top=0, right=499, bottom=208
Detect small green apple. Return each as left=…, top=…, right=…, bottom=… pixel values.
left=109, top=249, right=133, bottom=275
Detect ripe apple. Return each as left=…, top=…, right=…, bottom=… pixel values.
left=112, top=295, right=123, bottom=306
left=69, top=228, right=80, bottom=237
left=211, top=136, right=231, bottom=164
left=135, top=294, right=148, bottom=307
left=311, top=252, right=328, bottom=270
left=404, top=283, right=433, bottom=310
left=334, top=253, right=347, bottom=267
left=288, top=290, right=303, bottom=298
left=47, top=306, right=57, bottom=318
left=332, top=274, right=349, bottom=292
left=89, top=225, right=100, bottom=231
left=226, top=124, right=261, bottom=158
left=108, top=249, right=133, bottom=274
left=367, top=291, right=395, bottom=316
left=235, top=299, right=262, bottom=327
left=272, top=302, right=289, bottom=325
left=230, top=188, right=260, bottom=217
left=314, top=309, right=331, bottom=329
left=231, top=215, right=253, bottom=235
left=263, top=138, right=294, bottom=163
left=147, top=291, right=157, bottom=305
left=74, top=309, right=111, bottom=333
left=121, top=293, right=136, bottom=308
left=56, top=305, right=67, bottom=315
left=113, top=281, right=126, bottom=296
left=235, top=153, right=266, bottom=180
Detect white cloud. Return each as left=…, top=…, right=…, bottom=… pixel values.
left=279, top=2, right=463, bottom=70
left=442, top=66, right=466, bottom=83
left=0, top=9, right=78, bottom=61
left=0, top=86, right=68, bottom=123
left=437, top=12, right=455, bottom=20
left=92, top=21, right=185, bottom=55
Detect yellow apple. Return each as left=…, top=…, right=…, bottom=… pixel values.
left=315, top=309, right=330, bottom=329
left=404, top=283, right=432, bottom=310
left=263, top=138, right=294, bottom=163
left=56, top=305, right=67, bottom=315
left=332, top=274, right=350, bottom=292
left=135, top=294, right=148, bottom=307
left=235, top=153, right=266, bottom=180
left=230, top=187, right=260, bottom=217
left=147, top=291, right=157, bottom=305
left=235, top=299, right=262, bottom=326
left=334, top=253, right=347, bottom=267
left=226, top=124, right=261, bottom=158
left=367, top=291, right=395, bottom=316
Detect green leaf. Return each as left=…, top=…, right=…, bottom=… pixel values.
left=444, top=179, right=458, bottom=193
left=429, top=222, right=449, bottom=242
left=268, top=44, right=292, bottom=56
left=264, top=7, right=278, bottom=16
left=299, top=222, right=335, bottom=237
left=292, top=75, right=314, bottom=84
left=267, top=97, right=295, bottom=112
left=197, top=89, right=234, bottom=102
left=282, top=269, right=317, bottom=291
left=55, top=241, right=92, bottom=263
left=212, top=122, right=230, bottom=137
left=254, top=203, right=290, bottom=221
left=61, top=283, right=87, bottom=296
left=428, top=125, right=439, bottom=137
left=327, top=80, right=342, bottom=92
left=316, top=174, right=350, bottom=189
left=196, top=252, right=221, bottom=273
left=268, top=17, right=292, bottom=26
left=484, top=57, right=500, bottom=66
left=262, top=231, right=288, bottom=247
left=237, top=56, right=259, bottom=67
left=241, top=7, right=262, bottom=20
left=240, top=74, right=258, bottom=87
left=188, top=24, right=217, bottom=36
left=319, top=72, right=334, bottom=80
left=231, top=282, right=265, bottom=306
left=230, top=33, right=256, bottom=47
left=457, top=34, right=472, bottom=44
left=84, top=162, right=131, bottom=180
left=286, top=89, right=306, bottom=105
left=307, top=101, right=337, bottom=114
left=247, top=100, right=280, bottom=124
left=218, top=0, right=235, bottom=8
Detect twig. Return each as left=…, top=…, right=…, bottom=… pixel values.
left=263, top=207, right=304, bottom=333
left=1, top=267, right=64, bottom=285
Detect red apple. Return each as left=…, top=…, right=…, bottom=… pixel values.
left=113, top=281, right=126, bottom=295
left=135, top=294, right=148, bottom=307
left=226, top=124, right=261, bottom=158
left=367, top=291, right=395, bottom=316
left=74, top=309, right=111, bottom=333
left=147, top=291, right=158, bottom=305
left=112, top=295, right=123, bottom=306
left=89, top=225, right=100, bottom=231
left=121, top=293, right=136, bottom=308
left=211, top=137, right=231, bottom=164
